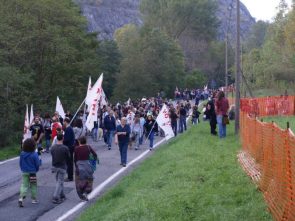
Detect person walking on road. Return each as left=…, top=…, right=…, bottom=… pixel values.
left=74, top=136, right=97, bottom=201
left=144, top=115, right=157, bottom=150
left=63, top=118, right=75, bottom=182
left=115, top=117, right=131, bottom=167
left=51, top=133, right=70, bottom=204
left=104, top=111, right=116, bottom=150
left=215, top=91, right=229, bottom=138
left=18, top=138, right=41, bottom=207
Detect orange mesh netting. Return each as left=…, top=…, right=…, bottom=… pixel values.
left=239, top=95, right=295, bottom=221
left=240, top=96, right=295, bottom=117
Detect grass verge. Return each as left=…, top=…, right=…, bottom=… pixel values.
left=262, top=116, right=295, bottom=132
left=0, top=144, right=20, bottom=161
left=78, top=121, right=272, bottom=221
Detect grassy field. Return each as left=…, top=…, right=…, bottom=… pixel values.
left=78, top=122, right=272, bottom=221
left=262, top=116, right=295, bottom=132
left=0, top=144, right=20, bottom=161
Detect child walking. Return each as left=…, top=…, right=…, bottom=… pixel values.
left=18, top=138, right=41, bottom=207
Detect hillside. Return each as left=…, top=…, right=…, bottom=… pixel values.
left=78, top=0, right=255, bottom=40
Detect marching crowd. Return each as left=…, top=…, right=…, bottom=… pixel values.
left=18, top=88, right=230, bottom=208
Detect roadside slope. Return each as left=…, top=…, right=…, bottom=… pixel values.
left=78, top=121, right=272, bottom=221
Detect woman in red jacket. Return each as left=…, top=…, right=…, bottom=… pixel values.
left=215, top=91, right=229, bottom=138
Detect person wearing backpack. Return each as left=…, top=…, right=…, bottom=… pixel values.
left=18, top=138, right=41, bottom=207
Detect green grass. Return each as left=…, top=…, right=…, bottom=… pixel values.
left=262, top=116, right=295, bottom=132
left=0, top=143, right=20, bottom=161
left=78, top=122, right=272, bottom=221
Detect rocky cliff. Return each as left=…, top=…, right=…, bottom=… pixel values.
left=78, top=0, right=255, bottom=40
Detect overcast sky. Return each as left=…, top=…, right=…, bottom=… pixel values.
left=241, top=0, right=292, bottom=21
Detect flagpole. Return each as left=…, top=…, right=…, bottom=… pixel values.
left=70, top=98, right=86, bottom=125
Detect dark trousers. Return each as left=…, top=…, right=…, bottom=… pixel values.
left=67, top=147, right=74, bottom=180
left=119, top=142, right=128, bottom=165
left=210, top=121, right=217, bottom=135
left=171, top=121, right=177, bottom=136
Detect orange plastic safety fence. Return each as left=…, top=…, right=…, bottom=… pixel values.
left=240, top=96, right=295, bottom=117
left=240, top=111, right=295, bottom=221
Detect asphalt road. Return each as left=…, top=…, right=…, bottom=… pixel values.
left=0, top=135, right=165, bottom=221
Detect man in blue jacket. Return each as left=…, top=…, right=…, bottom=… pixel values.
left=63, top=118, right=75, bottom=182
left=19, top=138, right=41, bottom=207
left=104, top=111, right=116, bottom=150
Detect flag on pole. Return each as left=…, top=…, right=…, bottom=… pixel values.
left=29, top=104, right=34, bottom=125
left=56, top=96, right=66, bottom=119
left=85, top=77, right=92, bottom=112
left=23, top=105, right=31, bottom=142
left=100, top=88, right=108, bottom=107
left=85, top=73, right=103, bottom=131
left=156, top=104, right=175, bottom=140
left=127, top=98, right=131, bottom=106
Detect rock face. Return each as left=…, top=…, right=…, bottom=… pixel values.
left=78, top=0, right=255, bottom=40
left=78, top=0, right=143, bottom=40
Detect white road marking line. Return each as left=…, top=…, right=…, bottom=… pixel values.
left=56, top=138, right=166, bottom=221
left=0, top=156, right=19, bottom=165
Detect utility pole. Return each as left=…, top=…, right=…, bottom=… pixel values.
left=225, top=32, right=228, bottom=96
left=235, top=0, right=241, bottom=135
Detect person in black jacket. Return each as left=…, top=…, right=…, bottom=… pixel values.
left=63, top=118, right=75, bottom=182
left=169, top=107, right=178, bottom=136
left=204, top=99, right=217, bottom=135
left=104, top=111, right=116, bottom=150
left=144, top=115, right=157, bottom=150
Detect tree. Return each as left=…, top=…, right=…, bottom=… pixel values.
left=112, top=25, right=184, bottom=101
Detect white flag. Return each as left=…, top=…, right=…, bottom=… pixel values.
left=23, top=105, right=31, bottom=142
left=29, top=104, right=34, bottom=125
left=85, top=73, right=103, bottom=131
left=100, top=88, right=108, bottom=107
left=56, top=96, right=66, bottom=119
left=85, top=76, right=92, bottom=111
left=127, top=98, right=131, bottom=106
left=156, top=104, right=175, bottom=140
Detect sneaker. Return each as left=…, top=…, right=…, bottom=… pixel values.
left=108, top=147, right=111, bottom=150
left=31, top=199, right=38, bottom=204
left=149, top=148, right=153, bottom=151
left=122, top=164, right=126, bottom=167
left=18, top=198, right=24, bottom=207
left=80, top=195, right=88, bottom=201
left=60, top=196, right=66, bottom=202
left=64, top=178, right=73, bottom=182
left=52, top=198, right=62, bottom=204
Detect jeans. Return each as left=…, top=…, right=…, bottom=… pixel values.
left=106, top=130, right=115, bottom=147
left=217, top=115, right=226, bottom=138
left=192, top=118, right=198, bottom=125
left=19, top=173, right=37, bottom=199
left=92, top=128, right=98, bottom=141
left=45, top=139, right=51, bottom=152
left=52, top=168, right=66, bottom=200
left=139, top=134, right=143, bottom=145
left=119, top=142, right=128, bottom=165
left=179, top=115, right=187, bottom=133
left=148, top=131, right=155, bottom=148
left=134, top=132, right=140, bottom=149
